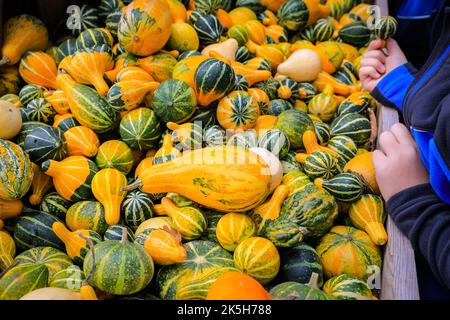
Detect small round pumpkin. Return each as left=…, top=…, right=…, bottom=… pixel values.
left=0, top=100, right=22, bottom=139
left=233, top=236, right=280, bottom=284
left=216, top=90, right=260, bottom=131
left=95, top=140, right=134, bottom=175
left=216, top=213, right=256, bottom=252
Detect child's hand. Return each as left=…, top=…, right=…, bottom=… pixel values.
left=372, top=123, right=429, bottom=201
left=359, top=39, right=408, bottom=92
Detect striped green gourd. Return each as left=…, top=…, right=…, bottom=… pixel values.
left=313, top=18, right=334, bottom=42
left=71, top=5, right=99, bottom=35
left=0, top=139, right=33, bottom=200
left=235, top=46, right=253, bottom=63
left=227, top=130, right=258, bottom=149
left=194, top=58, right=236, bottom=107
left=314, top=122, right=331, bottom=146
left=268, top=99, right=293, bottom=116
left=104, top=225, right=135, bottom=241
left=336, top=93, right=372, bottom=116
left=276, top=243, right=324, bottom=287
left=277, top=78, right=299, bottom=102
left=0, top=94, right=21, bottom=107
left=192, top=13, right=223, bottom=45
left=203, top=125, right=225, bottom=147
left=303, top=151, right=340, bottom=180
left=178, top=50, right=202, bottom=61
left=274, top=109, right=315, bottom=150
left=258, top=129, right=290, bottom=158
left=98, top=0, right=123, bottom=18
left=83, top=232, right=154, bottom=295
left=327, top=135, right=357, bottom=162
left=19, top=84, right=44, bottom=106
left=329, top=0, right=345, bottom=18
left=315, top=172, right=363, bottom=202
left=270, top=274, right=331, bottom=300
left=75, top=27, right=114, bottom=51
left=194, top=0, right=232, bottom=14
left=14, top=246, right=72, bottom=281
left=228, top=24, right=249, bottom=46
left=0, top=263, right=48, bottom=300
left=170, top=122, right=203, bottom=151
left=299, top=26, right=316, bottom=43
left=95, top=140, right=134, bottom=175
left=245, top=58, right=271, bottom=71
left=40, top=192, right=73, bottom=221
left=54, top=38, right=77, bottom=64
left=265, top=183, right=338, bottom=244
left=253, top=77, right=278, bottom=100
left=201, top=210, right=223, bottom=243
left=281, top=151, right=303, bottom=174
left=49, top=265, right=85, bottom=291
left=338, top=21, right=371, bottom=47
left=105, top=10, right=122, bottom=38
left=56, top=73, right=118, bottom=133
left=122, top=190, right=154, bottom=230
left=119, top=107, right=162, bottom=150
left=22, top=98, right=56, bottom=124
left=157, top=240, right=235, bottom=300
left=333, top=66, right=357, bottom=86
left=152, top=79, right=197, bottom=123
left=277, top=0, right=309, bottom=32
left=24, top=126, right=67, bottom=163
left=330, top=113, right=371, bottom=146
left=13, top=210, right=65, bottom=251
left=188, top=106, right=217, bottom=129
left=297, top=82, right=317, bottom=102
left=234, top=74, right=249, bottom=91
left=66, top=201, right=109, bottom=235
left=323, top=274, right=375, bottom=300
left=374, top=16, right=398, bottom=40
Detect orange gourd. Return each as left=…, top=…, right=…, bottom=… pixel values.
left=0, top=15, right=49, bottom=66
left=298, top=130, right=339, bottom=156
left=91, top=168, right=127, bottom=225
left=19, top=51, right=57, bottom=89
left=137, top=53, right=178, bottom=82
left=116, top=66, right=154, bottom=82
left=144, top=226, right=187, bottom=265
left=44, top=90, right=69, bottom=114
left=244, top=20, right=267, bottom=45
left=153, top=134, right=182, bottom=163
left=260, top=10, right=277, bottom=26
left=63, top=126, right=100, bottom=158
left=231, top=61, right=272, bottom=86
left=135, top=157, right=154, bottom=179
left=172, top=55, right=209, bottom=88
left=344, top=152, right=380, bottom=194
left=248, top=88, right=270, bottom=115
left=216, top=9, right=233, bottom=29
left=254, top=115, right=277, bottom=136
left=207, top=271, right=272, bottom=300
left=0, top=199, right=23, bottom=220
left=314, top=41, right=345, bottom=74
left=264, top=25, right=287, bottom=43
left=104, top=53, right=139, bottom=84
left=166, top=0, right=187, bottom=22
left=0, top=230, right=15, bottom=271
left=29, top=163, right=52, bottom=206
left=314, top=71, right=360, bottom=97
left=68, top=46, right=114, bottom=95
left=107, top=80, right=159, bottom=112
left=228, top=7, right=257, bottom=26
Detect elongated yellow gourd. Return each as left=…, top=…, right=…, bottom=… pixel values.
left=92, top=168, right=127, bottom=225
left=29, top=163, right=52, bottom=206
left=0, top=230, right=15, bottom=270
left=144, top=226, right=187, bottom=265
left=160, top=197, right=206, bottom=240
left=126, top=146, right=272, bottom=212
left=0, top=199, right=23, bottom=220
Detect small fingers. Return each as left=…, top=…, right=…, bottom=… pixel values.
left=372, top=149, right=387, bottom=170
left=360, top=58, right=386, bottom=74
left=379, top=131, right=400, bottom=155
left=367, top=39, right=384, bottom=51
left=362, top=50, right=386, bottom=64
left=390, top=123, right=417, bottom=147
left=359, top=66, right=381, bottom=80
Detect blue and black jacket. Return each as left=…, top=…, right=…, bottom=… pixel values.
left=371, top=2, right=450, bottom=300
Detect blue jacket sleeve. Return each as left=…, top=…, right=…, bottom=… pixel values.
left=371, top=62, right=418, bottom=111
left=386, top=183, right=450, bottom=289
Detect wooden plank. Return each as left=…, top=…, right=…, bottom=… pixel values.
left=375, top=0, right=420, bottom=300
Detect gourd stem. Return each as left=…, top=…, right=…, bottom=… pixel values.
left=307, top=272, right=320, bottom=289
left=77, top=232, right=95, bottom=286
left=120, top=179, right=142, bottom=192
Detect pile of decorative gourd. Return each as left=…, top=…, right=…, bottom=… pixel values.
left=0, top=0, right=398, bottom=300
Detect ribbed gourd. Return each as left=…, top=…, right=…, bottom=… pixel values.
left=75, top=28, right=114, bottom=51
left=119, top=107, right=162, bottom=151
left=0, top=15, right=49, bottom=66
left=330, top=113, right=371, bottom=146
left=144, top=226, right=187, bottom=265
left=52, top=221, right=102, bottom=265
left=216, top=213, right=256, bottom=252
left=19, top=84, right=44, bottom=106
left=40, top=192, right=72, bottom=221
left=216, top=90, right=260, bottom=131
left=0, top=230, right=15, bottom=271
left=234, top=236, right=280, bottom=284
left=160, top=197, right=207, bottom=241
left=66, top=201, right=108, bottom=235
left=53, top=114, right=79, bottom=132
left=269, top=273, right=331, bottom=300
left=95, top=140, right=134, bottom=175
left=107, top=80, right=159, bottom=112
left=63, top=126, right=99, bottom=158
left=22, top=98, right=56, bottom=124
left=307, top=85, right=338, bottom=122
left=348, top=194, right=387, bottom=245
left=258, top=129, right=290, bottom=158
left=29, top=163, right=52, bottom=206
left=91, top=168, right=127, bottom=225
left=41, top=156, right=99, bottom=202
left=374, top=16, right=398, bottom=45
left=338, top=21, right=371, bottom=47
left=152, top=134, right=182, bottom=164
left=0, top=139, right=33, bottom=200
left=45, top=90, right=70, bottom=115
left=323, top=274, right=375, bottom=300
left=122, top=190, right=154, bottom=230
left=299, top=151, right=340, bottom=180
left=19, top=51, right=58, bottom=89
left=192, top=13, right=223, bottom=45
left=327, top=135, right=357, bottom=162
left=70, top=5, right=100, bottom=35
left=167, top=122, right=203, bottom=151
left=56, top=72, right=118, bottom=133
left=314, top=172, right=364, bottom=202
left=104, top=225, right=135, bottom=241
left=313, top=18, right=334, bottom=42
left=0, top=263, right=48, bottom=300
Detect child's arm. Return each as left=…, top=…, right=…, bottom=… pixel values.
left=373, top=123, right=450, bottom=288
left=360, top=39, right=415, bottom=111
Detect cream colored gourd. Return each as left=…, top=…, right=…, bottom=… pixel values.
left=277, top=49, right=321, bottom=82
left=0, top=100, right=22, bottom=139
left=20, top=287, right=81, bottom=300
left=202, top=39, right=239, bottom=62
